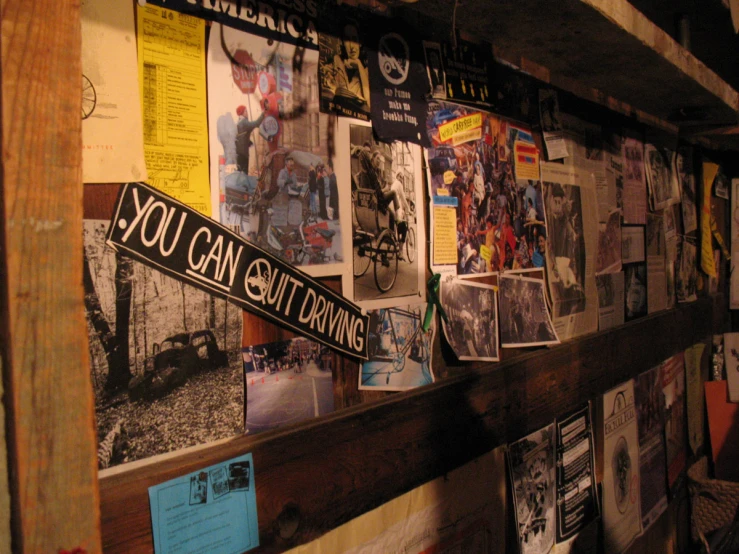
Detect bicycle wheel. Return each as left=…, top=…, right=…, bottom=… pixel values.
left=405, top=226, right=416, bottom=263
left=353, top=236, right=371, bottom=277
left=374, top=231, right=398, bottom=293
left=82, top=74, right=96, bottom=120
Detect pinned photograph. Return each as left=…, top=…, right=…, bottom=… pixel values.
left=84, top=221, right=244, bottom=471
left=318, top=12, right=370, bottom=120
left=422, top=41, right=446, bottom=98
left=544, top=181, right=587, bottom=317
left=243, top=337, right=335, bottom=435
left=644, top=144, right=679, bottom=211
left=624, top=263, right=648, bottom=321
left=208, top=23, right=345, bottom=276
left=440, top=275, right=499, bottom=361
left=359, top=304, right=435, bottom=391
left=498, top=274, right=559, bottom=347
left=348, top=122, right=425, bottom=306
left=189, top=472, right=209, bottom=505
left=508, top=424, right=556, bottom=554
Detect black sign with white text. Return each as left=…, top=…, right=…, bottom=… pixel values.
left=367, top=21, right=429, bottom=146
left=106, top=183, right=369, bottom=359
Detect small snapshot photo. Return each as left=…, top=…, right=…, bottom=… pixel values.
left=227, top=461, right=251, bottom=492
left=624, top=263, right=648, bottom=321
left=209, top=466, right=230, bottom=500
left=440, top=275, right=499, bottom=361
left=498, top=274, right=559, bottom=347
left=422, top=41, right=446, bottom=98
left=189, top=472, right=208, bottom=505
left=243, top=337, right=335, bottom=435
left=349, top=123, right=422, bottom=304
left=360, top=304, right=435, bottom=391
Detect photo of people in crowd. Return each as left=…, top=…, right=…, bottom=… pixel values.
left=318, top=14, right=370, bottom=120
left=208, top=24, right=343, bottom=270
left=544, top=181, right=587, bottom=317
left=425, top=102, right=546, bottom=275
left=498, top=274, right=559, bottom=347
left=440, top=276, right=499, bottom=361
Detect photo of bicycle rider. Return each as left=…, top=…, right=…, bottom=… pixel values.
left=349, top=123, right=422, bottom=304
left=440, top=275, right=499, bottom=361
left=359, top=303, right=435, bottom=391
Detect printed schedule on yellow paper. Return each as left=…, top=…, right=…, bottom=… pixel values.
left=137, top=4, right=211, bottom=215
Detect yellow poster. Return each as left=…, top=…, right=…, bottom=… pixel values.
left=438, top=113, right=482, bottom=144
left=514, top=140, right=540, bottom=181
left=701, top=162, right=718, bottom=277
left=433, top=207, right=458, bottom=266
left=137, top=5, right=211, bottom=215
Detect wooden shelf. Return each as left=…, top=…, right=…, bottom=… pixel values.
left=99, top=295, right=725, bottom=553
left=406, top=0, right=739, bottom=128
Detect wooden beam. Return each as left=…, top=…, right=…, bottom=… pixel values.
left=99, top=296, right=721, bottom=553
left=0, top=0, right=102, bottom=552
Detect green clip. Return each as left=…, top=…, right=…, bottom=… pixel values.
left=423, top=273, right=448, bottom=331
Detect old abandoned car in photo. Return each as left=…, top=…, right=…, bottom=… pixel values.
left=129, top=330, right=230, bottom=400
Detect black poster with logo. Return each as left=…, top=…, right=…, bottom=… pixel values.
left=423, top=38, right=493, bottom=106
left=367, top=20, right=429, bottom=146
left=106, top=183, right=369, bottom=359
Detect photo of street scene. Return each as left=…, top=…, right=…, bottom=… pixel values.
left=208, top=23, right=343, bottom=269
left=440, top=276, right=499, bottom=361
left=243, top=337, right=335, bottom=435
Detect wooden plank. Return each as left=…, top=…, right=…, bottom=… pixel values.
left=0, top=1, right=102, bottom=552
left=407, top=0, right=739, bottom=126
left=99, top=296, right=720, bottom=553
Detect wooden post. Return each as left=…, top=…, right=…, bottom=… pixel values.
left=1, top=0, right=102, bottom=552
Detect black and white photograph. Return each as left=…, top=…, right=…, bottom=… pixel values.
left=227, top=460, right=251, bottom=492
left=318, top=12, right=370, bottom=120
left=243, top=337, right=335, bottom=435
left=508, top=423, right=556, bottom=554
left=544, top=181, right=587, bottom=318
left=714, top=167, right=730, bottom=200
left=423, top=41, right=446, bottom=99
left=209, top=466, right=230, bottom=499
left=208, top=23, right=346, bottom=276
left=359, top=304, right=435, bottom=391
left=349, top=122, right=425, bottom=306
left=676, top=148, right=698, bottom=233
left=189, top=472, right=208, bottom=505
left=498, top=274, right=559, bottom=347
left=440, top=276, right=499, bottom=361
left=644, top=144, right=679, bottom=211
left=84, top=221, right=244, bottom=470
left=676, top=238, right=698, bottom=303
left=596, top=209, right=622, bottom=275
left=624, top=263, right=648, bottom=321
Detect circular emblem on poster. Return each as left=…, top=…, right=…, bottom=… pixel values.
left=378, top=32, right=410, bottom=85
left=260, top=115, right=280, bottom=141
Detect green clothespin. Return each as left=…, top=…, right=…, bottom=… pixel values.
left=423, top=273, right=448, bottom=331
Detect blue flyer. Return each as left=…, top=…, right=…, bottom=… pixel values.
left=148, top=453, right=259, bottom=554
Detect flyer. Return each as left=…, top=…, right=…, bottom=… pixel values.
left=137, top=4, right=211, bottom=214
left=731, top=178, right=739, bottom=309
left=422, top=38, right=492, bottom=105
left=538, top=89, right=567, bottom=161
left=646, top=213, right=667, bottom=314
left=701, top=162, right=719, bottom=278
left=555, top=404, right=599, bottom=543
left=360, top=303, right=436, bottom=391
left=602, top=380, right=642, bottom=553
left=509, top=424, right=557, bottom=554
left=81, top=0, right=147, bottom=183
left=596, top=272, right=625, bottom=331
left=367, top=21, right=429, bottom=145
left=149, top=453, right=259, bottom=554
left=634, top=366, right=668, bottom=531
